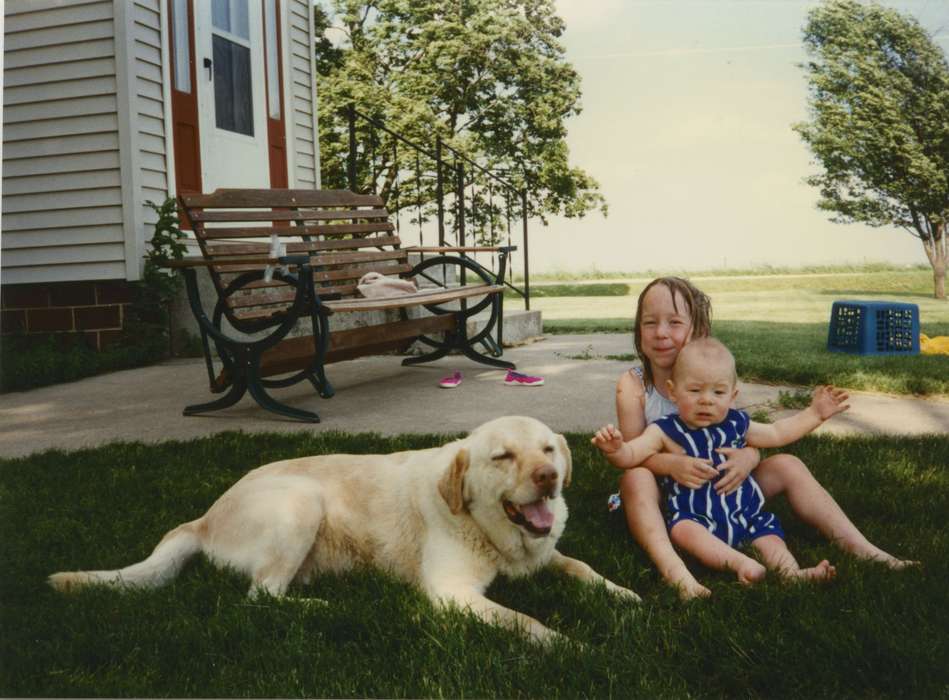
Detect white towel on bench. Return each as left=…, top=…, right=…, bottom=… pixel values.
left=357, top=271, right=418, bottom=298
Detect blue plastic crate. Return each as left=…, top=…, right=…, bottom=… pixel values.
left=827, top=301, right=919, bottom=355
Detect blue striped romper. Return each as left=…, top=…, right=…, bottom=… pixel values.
left=656, top=409, right=784, bottom=547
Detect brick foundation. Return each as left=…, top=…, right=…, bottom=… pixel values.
left=1, top=280, right=135, bottom=351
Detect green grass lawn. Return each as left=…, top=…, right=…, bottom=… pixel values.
left=3, top=431, right=947, bottom=698
left=532, top=267, right=949, bottom=396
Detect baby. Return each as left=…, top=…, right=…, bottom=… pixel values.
left=593, top=337, right=850, bottom=584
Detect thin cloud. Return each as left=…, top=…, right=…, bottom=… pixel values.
left=574, top=42, right=804, bottom=61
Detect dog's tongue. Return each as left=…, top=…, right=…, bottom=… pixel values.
left=520, top=500, right=554, bottom=531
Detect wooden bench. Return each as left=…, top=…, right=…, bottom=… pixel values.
left=167, top=188, right=515, bottom=422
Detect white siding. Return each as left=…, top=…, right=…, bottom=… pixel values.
left=2, top=0, right=125, bottom=284
left=133, top=0, right=168, bottom=248
left=1, top=0, right=172, bottom=284
left=2, top=0, right=316, bottom=286
left=288, top=0, right=319, bottom=188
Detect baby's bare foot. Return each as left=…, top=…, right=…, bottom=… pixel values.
left=735, top=560, right=766, bottom=585
left=786, top=559, right=837, bottom=582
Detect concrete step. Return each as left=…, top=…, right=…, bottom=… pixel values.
left=466, top=307, right=542, bottom=347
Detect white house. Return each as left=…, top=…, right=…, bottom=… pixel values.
left=1, top=0, right=322, bottom=348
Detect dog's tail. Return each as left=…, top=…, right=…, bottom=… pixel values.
left=48, top=521, right=203, bottom=592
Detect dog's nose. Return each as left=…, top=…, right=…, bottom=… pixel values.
left=532, top=464, right=558, bottom=493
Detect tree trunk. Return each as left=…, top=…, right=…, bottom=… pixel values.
left=922, top=221, right=946, bottom=300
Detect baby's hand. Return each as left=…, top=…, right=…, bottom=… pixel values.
left=667, top=455, right=718, bottom=489
left=591, top=424, right=625, bottom=454
left=810, top=385, right=850, bottom=421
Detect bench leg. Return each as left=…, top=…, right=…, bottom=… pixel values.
left=183, top=375, right=248, bottom=416
left=185, top=357, right=320, bottom=423
left=243, top=356, right=320, bottom=423
left=306, top=369, right=335, bottom=399
left=247, top=378, right=321, bottom=423
left=458, top=341, right=515, bottom=370
left=401, top=344, right=451, bottom=366
left=479, top=334, right=503, bottom=357
left=401, top=324, right=516, bottom=371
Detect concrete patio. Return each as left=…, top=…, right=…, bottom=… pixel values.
left=2, top=333, right=947, bottom=459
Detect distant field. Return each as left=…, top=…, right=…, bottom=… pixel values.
left=530, top=262, right=931, bottom=282
left=529, top=268, right=949, bottom=396
left=520, top=269, right=948, bottom=327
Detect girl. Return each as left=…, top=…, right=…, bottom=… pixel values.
left=615, top=277, right=914, bottom=599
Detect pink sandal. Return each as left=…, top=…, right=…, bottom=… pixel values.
left=439, top=371, right=463, bottom=389
left=504, top=370, right=544, bottom=387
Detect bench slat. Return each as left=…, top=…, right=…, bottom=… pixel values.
left=311, top=263, right=414, bottom=283
left=324, top=284, right=502, bottom=313
left=229, top=283, right=498, bottom=319
left=206, top=235, right=402, bottom=257
left=198, top=221, right=392, bottom=240
left=309, top=249, right=408, bottom=266
left=193, top=209, right=384, bottom=222
left=199, top=220, right=392, bottom=239
left=183, top=188, right=384, bottom=208
left=218, top=276, right=359, bottom=299
left=214, top=262, right=413, bottom=281
left=198, top=207, right=390, bottom=223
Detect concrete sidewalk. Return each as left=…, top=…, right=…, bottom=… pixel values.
left=1, top=334, right=946, bottom=458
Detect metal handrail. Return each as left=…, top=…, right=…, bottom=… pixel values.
left=344, top=105, right=531, bottom=310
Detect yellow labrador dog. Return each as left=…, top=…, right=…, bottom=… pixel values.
left=49, top=415, right=639, bottom=642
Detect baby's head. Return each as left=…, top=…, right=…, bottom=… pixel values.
left=667, top=337, right=738, bottom=428
left=634, top=277, right=712, bottom=387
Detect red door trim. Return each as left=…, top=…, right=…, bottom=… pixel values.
left=263, top=0, right=289, bottom=188
left=169, top=0, right=203, bottom=199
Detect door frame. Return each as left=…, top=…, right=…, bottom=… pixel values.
left=165, top=0, right=288, bottom=195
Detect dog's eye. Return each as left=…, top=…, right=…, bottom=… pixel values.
left=543, top=446, right=555, bottom=454
left=492, top=451, right=514, bottom=461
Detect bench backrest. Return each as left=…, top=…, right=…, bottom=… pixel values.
left=179, top=189, right=408, bottom=322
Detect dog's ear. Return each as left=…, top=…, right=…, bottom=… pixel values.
left=438, top=448, right=469, bottom=515
left=556, top=433, right=572, bottom=488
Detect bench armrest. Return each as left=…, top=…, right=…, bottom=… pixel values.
left=405, top=245, right=517, bottom=254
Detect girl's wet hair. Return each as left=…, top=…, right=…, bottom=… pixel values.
left=634, top=277, right=712, bottom=388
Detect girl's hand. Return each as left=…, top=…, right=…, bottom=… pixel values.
left=666, top=454, right=718, bottom=489
left=714, top=446, right=758, bottom=495
left=810, top=385, right=850, bottom=421
left=591, top=424, right=624, bottom=454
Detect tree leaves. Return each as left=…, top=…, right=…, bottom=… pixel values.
left=794, top=0, right=948, bottom=297
left=315, top=0, right=606, bottom=224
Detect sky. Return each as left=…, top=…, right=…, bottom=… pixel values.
left=532, top=0, right=949, bottom=274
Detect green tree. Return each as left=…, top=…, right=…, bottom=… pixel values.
left=794, top=0, right=949, bottom=299
left=314, top=0, right=606, bottom=239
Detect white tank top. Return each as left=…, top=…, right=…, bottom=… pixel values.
left=631, top=367, right=677, bottom=424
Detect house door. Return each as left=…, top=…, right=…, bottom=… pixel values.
left=195, top=0, right=270, bottom=191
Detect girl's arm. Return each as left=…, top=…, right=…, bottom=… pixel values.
left=615, top=370, right=647, bottom=441
left=747, top=386, right=850, bottom=448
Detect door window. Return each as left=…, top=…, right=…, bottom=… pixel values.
left=264, top=0, right=281, bottom=119
left=211, top=0, right=253, bottom=136
left=171, top=0, right=191, bottom=93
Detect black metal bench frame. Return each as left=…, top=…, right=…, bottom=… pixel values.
left=167, top=188, right=516, bottom=423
